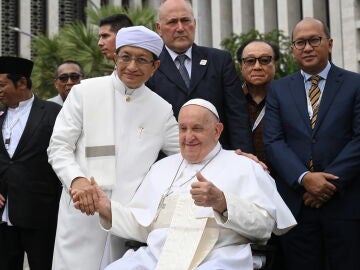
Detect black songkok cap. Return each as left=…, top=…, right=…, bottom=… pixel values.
left=0, top=56, right=33, bottom=77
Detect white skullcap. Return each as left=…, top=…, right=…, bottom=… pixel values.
left=182, top=98, right=219, bottom=119
left=116, top=26, right=164, bottom=57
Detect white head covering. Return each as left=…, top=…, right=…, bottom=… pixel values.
left=116, top=26, right=164, bottom=57
left=182, top=98, right=219, bottom=119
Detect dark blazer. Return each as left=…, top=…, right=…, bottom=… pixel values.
left=264, top=64, right=360, bottom=218
left=0, top=96, right=62, bottom=228
left=147, top=44, right=253, bottom=152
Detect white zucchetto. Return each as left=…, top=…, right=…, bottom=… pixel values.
left=182, top=98, right=219, bottom=119
left=116, top=26, right=164, bottom=57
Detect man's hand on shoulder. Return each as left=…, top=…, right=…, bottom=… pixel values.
left=235, top=149, right=269, bottom=172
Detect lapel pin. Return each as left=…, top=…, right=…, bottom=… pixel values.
left=200, top=59, right=207, bottom=65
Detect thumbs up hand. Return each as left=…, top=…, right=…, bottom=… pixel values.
left=190, top=171, right=227, bottom=214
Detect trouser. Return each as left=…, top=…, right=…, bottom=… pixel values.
left=280, top=206, right=360, bottom=270
left=0, top=223, right=56, bottom=270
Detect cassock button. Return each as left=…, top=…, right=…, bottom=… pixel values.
left=125, top=95, right=131, bottom=102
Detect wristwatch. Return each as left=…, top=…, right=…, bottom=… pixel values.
left=221, top=209, right=228, bottom=218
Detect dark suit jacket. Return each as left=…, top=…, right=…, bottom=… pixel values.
left=147, top=44, right=253, bottom=152
left=264, top=64, right=360, bottom=219
left=0, top=96, right=62, bottom=228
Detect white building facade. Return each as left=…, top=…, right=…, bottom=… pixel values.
left=1, top=0, right=359, bottom=72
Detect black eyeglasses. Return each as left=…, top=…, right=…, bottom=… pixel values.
left=242, top=56, right=273, bottom=67
left=117, top=55, right=155, bottom=65
left=292, top=36, right=329, bottom=50
left=57, top=73, right=82, bottom=83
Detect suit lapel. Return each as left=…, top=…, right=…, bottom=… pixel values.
left=0, top=106, right=8, bottom=153
left=289, top=72, right=312, bottom=130
left=13, top=97, right=45, bottom=158
left=189, top=44, right=208, bottom=95
left=314, top=65, right=343, bottom=132
left=158, top=48, right=189, bottom=95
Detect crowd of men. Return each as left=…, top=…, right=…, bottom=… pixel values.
left=0, top=0, right=359, bottom=270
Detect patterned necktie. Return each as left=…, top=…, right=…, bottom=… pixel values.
left=308, top=75, right=321, bottom=129
left=177, top=54, right=190, bottom=89
left=308, top=75, right=321, bottom=171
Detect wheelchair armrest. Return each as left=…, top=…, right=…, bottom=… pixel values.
left=124, top=240, right=147, bottom=251
left=251, top=243, right=275, bottom=270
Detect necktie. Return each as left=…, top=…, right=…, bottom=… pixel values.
left=308, top=75, right=321, bottom=171
left=177, top=54, right=190, bottom=88
left=308, top=75, right=321, bottom=129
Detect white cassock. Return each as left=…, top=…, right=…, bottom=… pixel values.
left=48, top=72, right=179, bottom=270
left=103, top=143, right=297, bottom=270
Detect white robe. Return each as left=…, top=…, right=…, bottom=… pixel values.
left=48, top=73, right=179, bottom=270
left=103, top=144, right=297, bottom=270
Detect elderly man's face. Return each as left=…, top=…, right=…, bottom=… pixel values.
left=178, top=105, right=223, bottom=163
left=156, top=0, right=196, bottom=54
left=116, top=46, right=160, bottom=89
left=240, top=41, right=276, bottom=88
left=54, top=63, right=83, bottom=101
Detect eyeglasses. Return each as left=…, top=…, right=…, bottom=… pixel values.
left=117, top=55, right=155, bottom=65
left=57, top=73, right=82, bottom=83
left=292, top=36, right=329, bottom=50
left=242, top=56, right=273, bottom=67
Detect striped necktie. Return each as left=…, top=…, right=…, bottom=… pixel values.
left=177, top=54, right=190, bottom=89
left=308, top=75, right=321, bottom=171
left=308, top=75, right=322, bottom=129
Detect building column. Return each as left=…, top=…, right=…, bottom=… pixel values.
left=232, top=0, right=254, bottom=34
left=302, top=0, right=327, bottom=21
left=109, top=0, right=123, bottom=6
left=19, top=0, right=31, bottom=58
left=211, top=0, right=232, bottom=48
left=193, top=0, right=212, bottom=47
left=254, top=0, right=277, bottom=33
left=328, top=0, right=343, bottom=68
left=276, top=0, right=301, bottom=37
left=47, top=0, right=59, bottom=36
left=337, top=0, right=358, bottom=71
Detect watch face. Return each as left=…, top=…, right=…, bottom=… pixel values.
left=222, top=210, right=228, bottom=218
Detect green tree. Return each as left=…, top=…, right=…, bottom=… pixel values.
left=31, top=5, right=156, bottom=99
left=221, top=29, right=298, bottom=79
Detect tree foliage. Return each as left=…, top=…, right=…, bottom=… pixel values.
left=221, top=29, right=298, bottom=79
left=31, top=6, right=156, bottom=99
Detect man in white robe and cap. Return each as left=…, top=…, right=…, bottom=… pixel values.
left=86, top=98, right=297, bottom=270
left=48, top=26, right=179, bottom=270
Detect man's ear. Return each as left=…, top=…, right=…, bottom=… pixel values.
left=17, top=77, right=28, bottom=89
left=215, top=122, right=224, bottom=139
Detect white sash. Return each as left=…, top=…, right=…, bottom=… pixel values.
left=156, top=194, right=219, bottom=270
left=252, top=106, right=265, bottom=132
left=81, top=76, right=117, bottom=189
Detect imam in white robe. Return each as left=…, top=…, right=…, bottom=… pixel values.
left=48, top=73, right=179, bottom=270
left=103, top=143, right=297, bottom=270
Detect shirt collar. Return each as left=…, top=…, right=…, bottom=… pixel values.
left=165, top=45, right=192, bottom=62
left=301, top=61, right=331, bottom=82
left=8, top=94, right=34, bottom=111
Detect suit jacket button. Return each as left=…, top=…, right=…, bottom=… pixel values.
left=312, top=139, right=316, bottom=143
left=9, top=161, right=13, bottom=164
